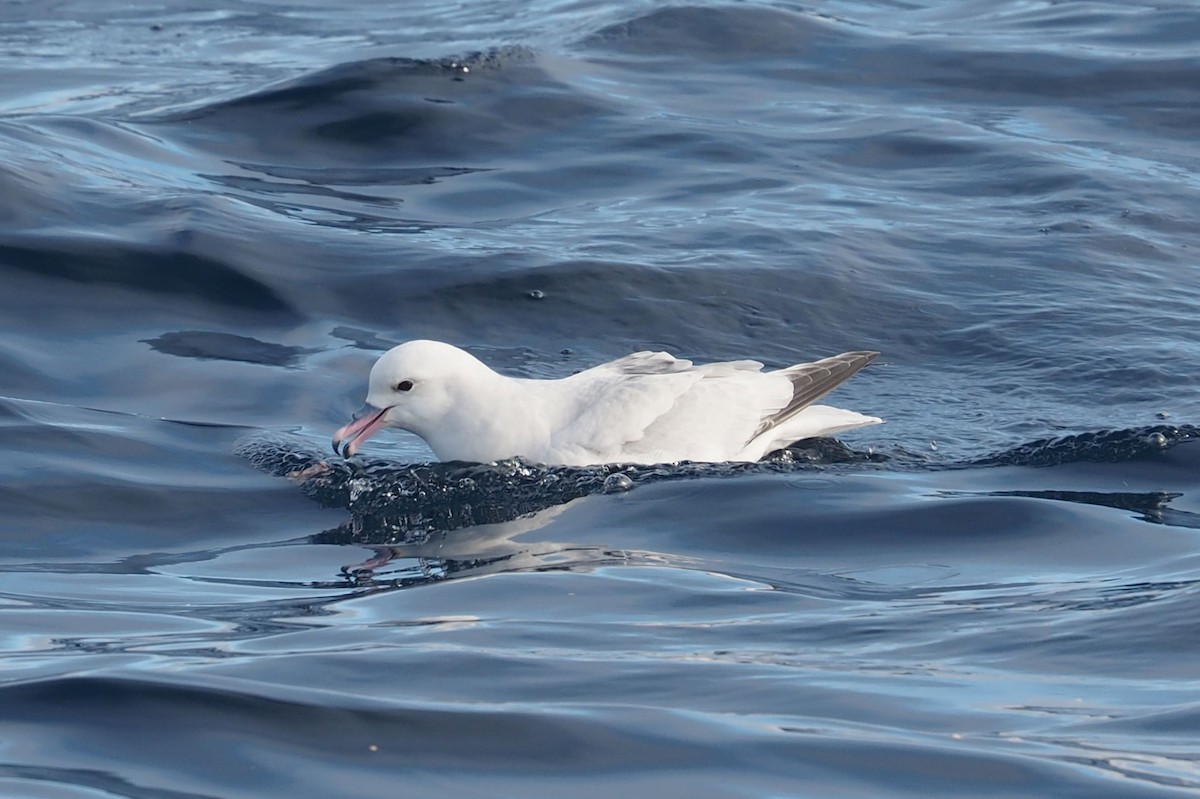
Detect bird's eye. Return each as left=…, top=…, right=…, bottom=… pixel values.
left=395, top=380, right=414, bottom=392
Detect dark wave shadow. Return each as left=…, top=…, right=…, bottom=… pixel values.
left=150, top=49, right=609, bottom=163
left=582, top=5, right=845, bottom=60
left=238, top=424, right=1200, bottom=554
left=969, top=426, right=1199, bottom=467
left=939, top=489, right=1199, bottom=529
left=0, top=235, right=298, bottom=318
left=237, top=432, right=877, bottom=539
left=143, top=331, right=319, bottom=367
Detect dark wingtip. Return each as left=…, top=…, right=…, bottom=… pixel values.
left=753, top=351, right=881, bottom=438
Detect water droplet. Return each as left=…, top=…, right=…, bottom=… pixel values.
left=603, top=473, right=634, bottom=493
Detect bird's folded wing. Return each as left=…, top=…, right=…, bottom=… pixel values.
left=551, top=369, right=706, bottom=462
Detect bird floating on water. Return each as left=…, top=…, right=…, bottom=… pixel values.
left=332, top=340, right=881, bottom=466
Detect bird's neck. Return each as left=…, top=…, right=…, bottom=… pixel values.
left=423, top=372, right=553, bottom=463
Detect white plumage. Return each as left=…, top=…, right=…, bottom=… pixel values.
left=332, top=340, right=881, bottom=466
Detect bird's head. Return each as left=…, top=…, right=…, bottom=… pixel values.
left=331, top=340, right=487, bottom=458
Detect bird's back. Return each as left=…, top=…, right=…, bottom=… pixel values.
left=541, top=350, right=879, bottom=465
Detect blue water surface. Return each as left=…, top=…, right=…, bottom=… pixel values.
left=1, top=1, right=1199, bottom=797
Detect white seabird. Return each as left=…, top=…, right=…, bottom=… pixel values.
left=332, top=340, right=881, bottom=466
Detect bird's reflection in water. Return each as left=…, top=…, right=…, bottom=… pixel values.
left=311, top=501, right=671, bottom=589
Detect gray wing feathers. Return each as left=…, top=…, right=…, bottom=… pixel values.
left=752, top=351, right=879, bottom=438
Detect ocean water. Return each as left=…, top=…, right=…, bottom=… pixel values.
left=2, top=1, right=1199, bottom=796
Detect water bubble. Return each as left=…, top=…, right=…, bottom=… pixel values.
left=603, top=473, right=634, bottom=493
left=1146, top=432, right=1168, bottom=448
left=527, top=289, right=545, bottom=300
left=929, top=440, right=938, bottom=452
